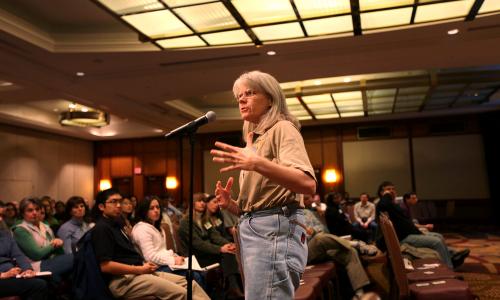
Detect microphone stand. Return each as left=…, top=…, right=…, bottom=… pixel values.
left=186, top=130, right=195, bottom=300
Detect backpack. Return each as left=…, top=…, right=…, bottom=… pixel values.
left=72, top=228, right=114, bottom=300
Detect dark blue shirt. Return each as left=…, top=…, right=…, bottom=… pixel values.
left=0, top=229, right=32, bottom=272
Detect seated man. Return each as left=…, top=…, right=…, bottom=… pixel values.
left=303, top=194, right=371, bottom=299
left=325, top=192, right=369, bottom=243
left=90, top=188, right=209, bottom=300
left=376, top=181, right=469, bottom=269
left=352, top=193, right=377, bottom=242
left=400, top=192, right=433, bottom=233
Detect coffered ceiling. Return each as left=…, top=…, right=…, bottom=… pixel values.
left=0, top=0, right=499, bottom=140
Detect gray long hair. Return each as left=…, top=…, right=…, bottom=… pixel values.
left=233, top=71, right=300, bottom=137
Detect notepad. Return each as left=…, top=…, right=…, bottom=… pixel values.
left=16, top=271, right=52, bottom=278
left=170, top=255, right=219, bottom=272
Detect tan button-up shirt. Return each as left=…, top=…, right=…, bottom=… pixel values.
left=237, top=120, right=316, bottom=212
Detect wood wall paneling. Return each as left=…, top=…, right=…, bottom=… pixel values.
left=110, top=156, right=133, bottom=177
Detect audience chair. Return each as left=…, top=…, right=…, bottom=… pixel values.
left=379, top=214, right=474, bottom=300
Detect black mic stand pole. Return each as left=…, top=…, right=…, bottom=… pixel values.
left=186, top=130, right=195, bottom=300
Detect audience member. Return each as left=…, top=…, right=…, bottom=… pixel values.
left=4, top=202, right=19, bottom=228
left=353, top=193, right=377, bottom=242
left=57, top=196, right=94, bottom=254
left=401, top=192, right=434, bottom=233
left=178, top=193, right=243, bottom=299
left=120, top=196, right=135, bottom=237
left=304, top=193, right=371, bottom=299
left=12, top=197, right=73, bottom=283
left=376, top=181, right=469, bottom=269
left=325, top=192, right=369, bottom=243
left=39, top=196, right=60, bottom=233
left=131, top=195, right=205, bottom=288
left=91, top=188, right=209, bottom=300
left=0, top=228, right=48, bottom=300
left=53, top=201, right=66, bottom=223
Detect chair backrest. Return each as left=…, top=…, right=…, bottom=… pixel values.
left=232, top=225, right=245, bottom=285
left=379, top=213, right=409, bottom=299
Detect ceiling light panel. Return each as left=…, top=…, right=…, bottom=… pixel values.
left=163, top=0, right=215, bottom=7
left=173, top=2, right=238, bottom=32
left=415, top=0, right=475, bottom=23
left=232, top=0, right=296, bottom=25
left=157, top=36, right=206, bottom=48
left=253, top=23, right=304, bottom=41
left=361, top=7, right=412, bottom=29
left=294, top=0, right=351, bottom=18
left=98, top=0, right=163, bottom=15
left=202, top=29, right=252, bottom=45
left=123, top=10, right=192, bottom=39
left=316, top=113, right=340, bottom=119
left=303, top=15, right=353, bottom=36
left=359, top=0, right=414, bottom=11
left=286, top=97, right=309, bottom=116
left=332, top=91, right=363, bottom=112
left=478, top=0, right=500, bottom=14
left=340, top=111, right=364, bottom=117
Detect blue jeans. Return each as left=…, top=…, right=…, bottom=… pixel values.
left=401, top=234, right=453, bottom=268
left=238, top=208, right=307, bottom=300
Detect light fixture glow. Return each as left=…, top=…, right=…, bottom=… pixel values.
left=81, top=107, right=89, bottom=112
left=0, top=81, right=13, bottom=87
left=166, top=176, right=179, bottom=189
left=60, top=111, right=110, bottom=128
left=343, top=77, right=352, bottom=83
left=69, top=103, right=77, bottom=109
left=314, top=80, right=322, bottom=86
left=266, top=50, right=276, bottom=56
left=76, top=72, right=85, bottom=77
left=447, top=28, right=459, bottom=35
left=99, top=179, right=111, bottom=191
left=323, top=169, right=338, bottom=183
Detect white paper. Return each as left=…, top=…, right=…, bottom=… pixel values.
left=170, top=255, right=219, bottom=272
left=16, top=271, right=52, bottom=278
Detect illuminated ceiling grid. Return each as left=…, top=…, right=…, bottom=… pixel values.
left=95, top=0, right=500, bottom=49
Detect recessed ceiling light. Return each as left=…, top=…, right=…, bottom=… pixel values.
left=447, top=29, right=459, bottom=35
left=267, top=50, right=276, bottom=56
left=0, top=81, right=13, bottom=87
left=76, top=72, right=85, bottom=77
left=314, top=80, right=322, bottom=86
left=81, top=107, right=89, bottom=112
left=343, top=77, right=352, bottom=83
left=154, top=129, right=164, bottom=133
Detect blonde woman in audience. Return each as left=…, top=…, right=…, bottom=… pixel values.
left=131, top=195, right=205, bottom=288
left=12, top=197, right=73, bottom=284
left=57, top=196, right=94, bottom=254
left=179, top=193, right=244, bottom=299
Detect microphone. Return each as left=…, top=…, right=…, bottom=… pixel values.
left=164, top=111, right=216, bottom=138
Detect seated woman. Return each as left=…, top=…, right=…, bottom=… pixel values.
left=0, top=227, right=48, bottom=300
left=178, top=193, right=243, bottom=299
left=57, top=196, right=94, bottom=254
left=12, top=197, right=73, bottom=284
left=131, top=195, right=204, bottom=287
left=204, top=195, right=239, bottom=242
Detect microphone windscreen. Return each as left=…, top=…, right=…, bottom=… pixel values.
left=206, top=111, right=217, bottom=123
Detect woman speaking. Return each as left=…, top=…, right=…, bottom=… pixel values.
left=211, top=71, right=316, bottom=299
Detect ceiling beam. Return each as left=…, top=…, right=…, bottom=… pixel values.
left=361, top=80, right=368, bottom=116
left=419, top=72, right=438, bottom=112
left=221, top=0, right=262, bottom=46
left=350, top=0, right=362, bottom=36
left=290, top=0, right=308, bottom=37
left=296, top=95, right=316, bottom=120
left=330, top=94, right=342, bottom=118
left=392, top=87, right=400, bottom=113
left=448, top=83, right=470, bottom=108
left=410, top=0, right=418, bottom=24
left=465, top=0, right=485, bottom=21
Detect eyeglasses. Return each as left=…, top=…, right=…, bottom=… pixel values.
left=105, top=198, right=123, bottom=205
left=235, top=89, right=258, bottom=103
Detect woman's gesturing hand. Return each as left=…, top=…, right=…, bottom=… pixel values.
left=215, top=177, right=233, bottom=210
left=210, top=132, right=260, bottom=173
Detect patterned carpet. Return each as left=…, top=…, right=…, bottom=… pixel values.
left=444, top=231, right=500, bottom=299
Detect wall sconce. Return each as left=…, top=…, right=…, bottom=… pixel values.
left=166, top=176, right=178, bottom=189
left=99, top=179, right=111, bottom=191
left=323, top=169, right=338, bottom=183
